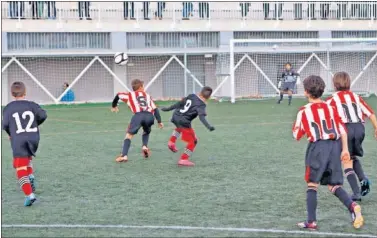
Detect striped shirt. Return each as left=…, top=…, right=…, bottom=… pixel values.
left=117, top=91, right=157, bottom=114
left=327, top=91, right=374, bottom=124
left=293, top=102, right=346, bottom=142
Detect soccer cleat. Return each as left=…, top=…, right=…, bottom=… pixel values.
left=142, top=146, right=151, bottom=159
left=168, top=141, right=178, bottom=153
left=178, top=159, right=195, bottom=167
left=297, top=221, right=318, bottom=231
left=350, top=203, right=364, bottom=229
left=29, top=174, right=36, bottom=192
left=24, top=193, right=36, bottom=207
left=277, top=100, right=281, bottom=104
left=115, top=155, right=128, bottom=163
left=360, top=178, right=370, bottom=196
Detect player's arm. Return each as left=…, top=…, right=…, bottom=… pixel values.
left=197, top=106, right=215, bottom=131
left=359, top=96, right=377, bottom=138
left=292, top=109, right=305, bottom=141
left=333, top=105, right=350, bottom=160
left=34, top=103, right=47, bottom=125
left=111, top=92, right=128, bottom=112
left=150, top=99, right=163, bottom=128
left=2, top=108, right=10, bottom=136
left=160, top=98, right=186, bottom=112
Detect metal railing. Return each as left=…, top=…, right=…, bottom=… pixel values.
left=2, top=1, right=377, bottom=21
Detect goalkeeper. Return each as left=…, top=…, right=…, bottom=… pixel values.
left=277, top=62, right=300, bottom=106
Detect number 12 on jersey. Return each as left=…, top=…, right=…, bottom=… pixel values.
left=12, top=111, right=38, bottom=134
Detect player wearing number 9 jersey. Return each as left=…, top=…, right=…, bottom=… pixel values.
left=326, top=72, right=377, bottom=200
left=111, top=79, right=163, bottom=163
left=293, top=75, right=363, bottom=230
left=2, top=82, right=47, bottom=206
left=161, top=86, right=215, bottom=167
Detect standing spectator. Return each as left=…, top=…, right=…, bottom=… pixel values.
left=320, top=2, right=329, bottom=19
left=143, top=1, right=150, bottom=20
left=78, top=1, right=91, bottom=20
left=124, top=1, right=135, bottom=19
left=240, top=2, right=250, bottom=18
left=9, top=1, right=25, bottom=19
left=199, top=2, right=209, bottom=19
left=29, top=1, right=44, bottom=19
left=61, top=83, right=75, bottom=102
left=155, top=1, right=165, bottom=19
left=46, top=1, right=56, bottom=19
left=182, top=2, right=193, bottom=20
left=263, top=2, right=283, bottom=20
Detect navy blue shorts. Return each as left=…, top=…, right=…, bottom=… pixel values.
left=305, top=140, right=343, bottom=186
left=128, top=111, right=154, bottom=135
left=281, top=82, right=296, bottom=91
left=346, top=123, right=365, bottom=157
left=10, top=136, right=39, bottom=158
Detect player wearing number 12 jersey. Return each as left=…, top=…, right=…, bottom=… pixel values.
left=161, top=86, right=215, bottom=167
left=2, top=82, right=48, bottom=206
left=111, top=79, right=163, bottom=162
left=293, top=76, right=363, bottom=230
left=326, top=72, right=377, bottom=200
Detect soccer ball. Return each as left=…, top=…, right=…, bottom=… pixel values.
left=114, top=52, right=128, bottom=66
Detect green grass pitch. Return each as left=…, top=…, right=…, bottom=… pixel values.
left=2, top=97, right=377, bottom=237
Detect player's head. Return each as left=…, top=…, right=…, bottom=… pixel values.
left=303, top=75, right=325, bottom=99
left=131, top=79, right=144, bottom=91
left=332, top=71, right=351, bottom=91
left=200, top=86, right=213, bottom=101
left=285, top=62, right=292, bottom=70
left=11, top=81, right=26, bottom=99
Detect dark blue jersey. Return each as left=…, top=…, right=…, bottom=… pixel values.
left=2, top=100, right=47, bottom=157
left=162, top=94, right=213, bottom=130
left=282, top=69, right=299, bottom=82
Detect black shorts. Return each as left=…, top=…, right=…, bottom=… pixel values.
left=281, top=82, right=296, bottom=91
left=127, top=111, right=155, bottom=135
left=305, top=140, right=343, bottom=186
left=11, top=136, right=39, bottom=158
left=346, top=123, right=365, bottom=157
left=171, top=114, right=191, bottom=129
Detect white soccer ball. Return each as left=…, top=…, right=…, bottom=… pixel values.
left=114, top=52, right=128, bottom=66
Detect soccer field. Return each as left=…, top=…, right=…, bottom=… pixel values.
left=2, top=97, right=377, bottom=237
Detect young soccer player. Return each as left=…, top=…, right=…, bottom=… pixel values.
left=111, top=79, right=163, bottom=162
left=277, top=62, right=300, bottom=105
left=161, top=86, right=215, bottom=167
left=327, top=72, right=377, bottom=200
left=293, top=75, right=363, bottom=230
left=2, top=82, right=47, bottom=206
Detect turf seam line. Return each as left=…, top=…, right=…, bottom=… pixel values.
left=2, top=224, right=376, bottom=237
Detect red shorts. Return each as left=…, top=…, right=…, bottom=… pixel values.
left=178, top=128, right=197, bottom=143
left=13, top=157, right=32, bottom=169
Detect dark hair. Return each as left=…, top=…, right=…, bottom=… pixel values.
left=200, top=86, right=213, bottom=99
left=285, top=62, right=292, bottom=67
left=333, top=71, right=351, bottom=91
left=303, top=75, right=326, bottom=99
left=131, top=79, right=144, bottom=91
left=64, top=82, right=69, bottom=87
left=11, top=81, right=26, bottom=97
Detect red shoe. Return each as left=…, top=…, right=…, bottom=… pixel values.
left=168, top=141, right=178, bottom=153
left=142, top=146, right=151, bottom=159
left=297, top=221, right=317, bottom=231
left=178, top=159, right=195, bottom=167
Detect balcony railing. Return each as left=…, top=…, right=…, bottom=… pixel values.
left=2, top=1, right=377, bottom=22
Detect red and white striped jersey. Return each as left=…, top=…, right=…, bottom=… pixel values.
left=293, top=102, right=346, bottom=142
left=117, top=91, right=157, bottom=114
left=326, top=91, right=374, bottom=124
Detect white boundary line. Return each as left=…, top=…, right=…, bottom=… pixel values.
left=2, top=224, right=377, bottom=237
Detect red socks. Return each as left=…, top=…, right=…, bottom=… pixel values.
left=180, top=141, right=196, bottom=160
left=16, top=169, right=32, bottom=196
left=27, top=165, right=33, bottom=176
left=169, top=128, right=181, bottom=143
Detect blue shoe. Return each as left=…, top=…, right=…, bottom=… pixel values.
left=360, top=179, right=370, bottom=196
left=24, top=193, right=36, bottom=207
left=29, top=175, right=36, bottom=192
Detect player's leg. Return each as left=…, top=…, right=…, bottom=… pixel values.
left=328, top=140, right=363, bottom=229
left=277, top=90, right=284, bottom=104
left=343, top=124, right=362, bottom=200
left=178, top=128, right=197, bottom=166
left=168, top=119, right=181, bottom=153
left=141, top=113, right=154, bottom=158
left=297, top=182, right=318, bottom=230
left=26, top=140, right=38, bottom=192
left=287, top=89, right=293, bottom=105
left=352, top=123, right=370, bottom=196
left=13, top=158, right=36, bottom=206
left=116, top=115, right=141, bottom=162
left=27, top=159, right=35, bottom=192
